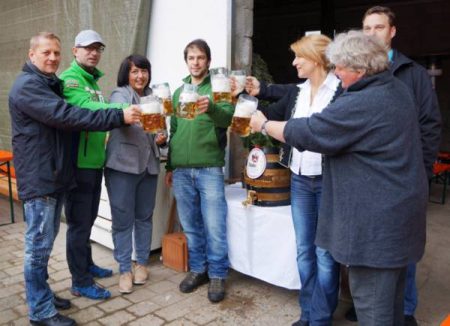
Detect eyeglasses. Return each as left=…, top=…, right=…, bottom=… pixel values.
left=77, top=45, right=105, bottom=53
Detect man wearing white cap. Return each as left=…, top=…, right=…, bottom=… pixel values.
left=60, top=30, right=122, bottom=300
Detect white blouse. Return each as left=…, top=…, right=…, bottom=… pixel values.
left=290, top=72, right=340, bottom=176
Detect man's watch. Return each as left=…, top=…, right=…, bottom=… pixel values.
left=261, top=120, right=269, bottom=136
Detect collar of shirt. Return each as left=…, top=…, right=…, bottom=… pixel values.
left=297, top=71, right=340, bottom=92
left=388, top=49, right=394, bottom=62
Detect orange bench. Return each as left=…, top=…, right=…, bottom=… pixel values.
left=430, top=162, right=450, bottom=204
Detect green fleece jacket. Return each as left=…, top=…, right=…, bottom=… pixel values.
left=167, top=74, right=234, bottom=170
left=60, top=60, right=124, bottom=168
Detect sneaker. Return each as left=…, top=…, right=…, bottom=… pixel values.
left=89, top=265, right=113, bottom=278
left=119, top=272, right=133, bottom=294
left=71, top=283, right=111, bottom=300
left=133, top=264, right=148, bottom=285
left=30, top=313, right=76, bottom=326
left=405, top=315, right=418, bottom=326
left=207, top=278, right=225, bottom=303
left=179, top=272, right=209, bottom=293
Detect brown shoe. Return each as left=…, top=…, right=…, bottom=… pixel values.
left=119, top=272, right=133, bottom=294
left=133, top=264, right=148, bottom=285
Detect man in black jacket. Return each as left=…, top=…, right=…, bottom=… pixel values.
left=8, top=32, right=140, bottom=326
left=344, top=6, right=442, bottom=326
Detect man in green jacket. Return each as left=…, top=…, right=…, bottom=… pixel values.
left=60, top=30, right=123, bottom=300
left=165, top=39, right=234, bottom=303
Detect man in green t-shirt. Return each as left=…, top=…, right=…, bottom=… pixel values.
left=60, top=30, right=122, bottom=300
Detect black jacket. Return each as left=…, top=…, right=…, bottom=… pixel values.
left=391, top=50, right=441, bottom=179
left=257, top=81, right=343, bottom=167
left=8, top=62, right=125, bottom=200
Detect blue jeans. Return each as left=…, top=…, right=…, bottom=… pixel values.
left=291, top=174, right=340, bottom=325
left=172, top=167, right=229, bottom=278
left=24, top=194, right=64, bottom=321
left=105, top=168, right=157, bottom=273
left=404, top=263, right=417, bottom=315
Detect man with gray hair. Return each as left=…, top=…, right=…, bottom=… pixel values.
left=249, top=30, right=428, bottom=325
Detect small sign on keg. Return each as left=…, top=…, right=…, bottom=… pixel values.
left=246, top=147, right=267, bottom=179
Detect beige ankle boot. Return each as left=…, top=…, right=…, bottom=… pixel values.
left=133, top=264, right=149, bottom=285
left=119, top=272, right=133, bottom=293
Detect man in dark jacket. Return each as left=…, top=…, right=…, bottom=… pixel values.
left=341, top=7, right=442, bottom=326
left=8, top=32, right=140, bottom=326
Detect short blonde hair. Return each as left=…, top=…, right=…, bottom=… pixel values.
left=290, top=34, right=332, bottom=70
left=30, top=32, right=60, bottom=50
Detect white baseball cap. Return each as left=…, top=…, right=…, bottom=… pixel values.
left=74, top=30, right=105, bottom=47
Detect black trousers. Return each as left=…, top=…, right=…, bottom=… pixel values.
left=349, top=265, right=407, bottom=326
left=65, top=168, right=103, bottom=287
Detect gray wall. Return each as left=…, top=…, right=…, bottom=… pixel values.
left=0, top=0, right=151, bottom=151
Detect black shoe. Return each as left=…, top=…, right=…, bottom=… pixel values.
left=292, top=320, right=309, bottom=326
left=405, top=315, right=418, bottom=326
left=30, top=313, right=76, bottom=326
left=53, top=295, right=71, bottom=310
left=345, top=305, right=358, bottom=322
left=179, top=272, right=209, bottom=293
left=208, top=278, right=225, bottom=303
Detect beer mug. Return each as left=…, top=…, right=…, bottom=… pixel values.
left=230, top=94, right=258, bottom=137
left=210, top=67, right=232, bottom=103
left=152, top=82, right=173, bottom=116
left=230, top=69, right=246, bottom=94
left=139, top=95, right=166, bottom=133
left=177, top=84, right=199, bottom=120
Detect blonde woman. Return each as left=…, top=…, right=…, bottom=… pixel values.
left=246, top=35, right=342, bottom=326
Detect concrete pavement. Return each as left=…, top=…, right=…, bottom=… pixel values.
left=0, top=193, right=449, bottom=325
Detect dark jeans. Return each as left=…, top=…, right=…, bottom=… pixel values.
left=349, top=265, right=407, bottom=326
left=65, top=168, right=103, bottom=287
left=105, top=168, right=157, bottom=273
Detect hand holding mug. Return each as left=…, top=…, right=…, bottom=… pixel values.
left=123, top=105, right=142, bottom=125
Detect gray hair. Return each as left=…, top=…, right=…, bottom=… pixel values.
left=326, top=30, right=389, bottom=76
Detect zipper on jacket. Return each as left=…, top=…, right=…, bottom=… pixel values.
left=84, top=132, right=89, bottom=156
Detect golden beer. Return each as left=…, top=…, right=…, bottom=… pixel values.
left=177, top=101, right=198, bottom=120
left=211, top=68, right=231, bottom=103
left=230, top=116, right=252, bottom=137
left=162, top=98, right=173, bottom=116
left=141, top=113, right=164, bottom=133
left=140, top=99, right=163, bottom=133
left=213, top=92, right=232, bottom=103
left=230, top=94, right=258, bottom=136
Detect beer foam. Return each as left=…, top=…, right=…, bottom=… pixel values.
left=234, top=102, right=257, bottom=117
left=180, top=92, right=198, bottom=103
left=153, top=87, right=170, bottom=98
left=140, top=102, right=161, bottom=114
left=212, top=77, right=231, bottom=92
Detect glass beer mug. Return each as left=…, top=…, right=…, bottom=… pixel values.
left=152, top=82, right=173, bottom=116
left=177, top=84, right=199, bottom=120
left=139, top=95, right=166, bottom=133
left=230, top=69, right=247, bottom=94
left=230, top=94, right=258, bottom=137
left=210, top=67, right=232, bottom=103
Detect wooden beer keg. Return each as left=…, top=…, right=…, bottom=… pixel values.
left=243, top=147, right=291, bottom=206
